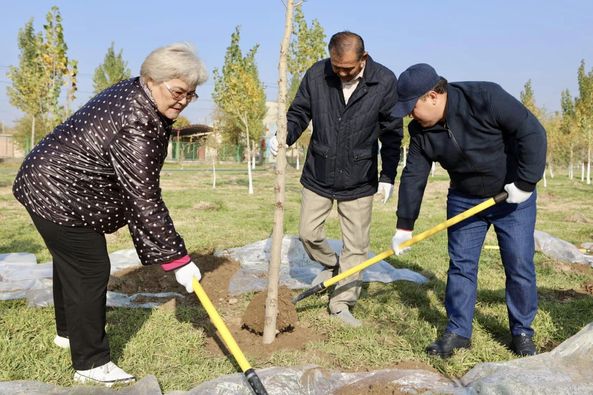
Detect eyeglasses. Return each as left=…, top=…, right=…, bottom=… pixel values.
left=163, top=82, right=198, bottom=102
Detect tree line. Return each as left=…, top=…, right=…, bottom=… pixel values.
left=520, top=63, right=593, bottom=185
left=5, top=5, right=593, bottom=188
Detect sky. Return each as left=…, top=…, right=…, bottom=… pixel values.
left=1, top=0, right=592, bottom=129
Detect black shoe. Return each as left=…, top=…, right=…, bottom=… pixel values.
left=426, top=331, right=471, bottom=358
left=511, top=334, right=536, bottom=356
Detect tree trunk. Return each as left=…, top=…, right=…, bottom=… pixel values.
left=245, top=127, right=254, bottom=194
left=263, top=0, right=293, bottom=344
left=431, top=162, right=436, bottom=177
left=587, top=145, right=591, bottom=185
left=582, top=162, right=585, bottom=182
left=569, top=147, right=574, bottom=179
left=549, top=162, right=555, bottom=178
left=212, top=157, right=216, bottom=189
left=30, top=116, right=36, bottom=152
left=543, top=167, right=547, bottom=188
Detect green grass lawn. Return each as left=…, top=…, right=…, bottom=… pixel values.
left=1, top=160, right=592, bottom=391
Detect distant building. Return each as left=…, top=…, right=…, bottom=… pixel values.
left=168, top=124, right=213, bottom=161
left=0, top=134, right=23, bottom=159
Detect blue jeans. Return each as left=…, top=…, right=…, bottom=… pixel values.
left=445, top=189, right=538, bottom=339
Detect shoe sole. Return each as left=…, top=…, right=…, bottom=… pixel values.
left=426, top=345, right=471, bottom=358
left=73, top=373, right=135, bottom=387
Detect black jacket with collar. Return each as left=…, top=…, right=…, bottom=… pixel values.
left=286, top=56, right=403, bottom=200
left=396, top=81, right=547, bottom=230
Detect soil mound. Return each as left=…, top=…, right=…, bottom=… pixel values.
left=242, top=286, right=298, bottom=334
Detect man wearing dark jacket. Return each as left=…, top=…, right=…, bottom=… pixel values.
left=270, top=31, right=403, bottom=326
left=391, top=63, right=546, bottom=357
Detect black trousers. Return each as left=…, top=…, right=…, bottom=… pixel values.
left=29, top=212, right=111, bottom=370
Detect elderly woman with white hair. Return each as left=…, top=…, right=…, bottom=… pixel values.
left=12, top=42, right=208, bottom=386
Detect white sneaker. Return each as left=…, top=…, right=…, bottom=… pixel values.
left=53, top=335, right=70, bottom=349
left=74, top=361, right=135, bottom=387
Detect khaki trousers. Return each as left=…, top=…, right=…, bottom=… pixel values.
left=299, top=188, right=373, bottom=313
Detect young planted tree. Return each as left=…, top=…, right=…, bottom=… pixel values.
left=212, top=27, right=266, bottom=194
left=93, top=42, right=131, bottom=94
left=262, top=0, right=295, bottom=345
left=6, top=6, right=75, bottom=149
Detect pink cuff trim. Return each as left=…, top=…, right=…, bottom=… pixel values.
left=161, top=255, right=191, bottom=271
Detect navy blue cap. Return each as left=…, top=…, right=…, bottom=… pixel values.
left=392, top=63, right=441, bottom=118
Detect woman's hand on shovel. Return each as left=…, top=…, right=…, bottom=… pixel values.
left=175, top=261, right=202, bottom=293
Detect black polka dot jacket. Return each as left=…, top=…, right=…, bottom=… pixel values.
left=13, top=77, right=188, bottom=265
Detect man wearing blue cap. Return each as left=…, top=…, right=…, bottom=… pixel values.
left=391, top=63, right=546, bottom=357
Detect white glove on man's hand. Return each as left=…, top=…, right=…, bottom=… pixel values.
left=392, top=229, right=413, bottom=255
left=504, top=182, right=532, bottom=204
left=269, top=135, right=279, bottom=156
left=377, top=182, right=394, bottom=204
left=174, top=261, right=202, bottom=293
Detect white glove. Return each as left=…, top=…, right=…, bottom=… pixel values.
left=504, top=182, right=532, bottom=204
left=269, top=135, right=279, bottom=156
left=377, top=182, right=394, bottom=204
left=391, top=229, right=413, bottom=255
left=174, top=261, right=202, bottom=293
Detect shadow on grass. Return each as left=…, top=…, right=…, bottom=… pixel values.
left=107, top=308, right=152, bottom=363
left=0, top=238, right=46, bottom=256
left=361, top=257, right=593, bottom=354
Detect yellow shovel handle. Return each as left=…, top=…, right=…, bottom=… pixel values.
left=192, top=278, right=251, bottom=372
left=322, top=191, right=508, bottom=288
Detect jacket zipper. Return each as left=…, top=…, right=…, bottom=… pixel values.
left=445, top=126, right=486, bottom=194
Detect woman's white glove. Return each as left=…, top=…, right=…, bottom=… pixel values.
left=269, top=135, right=279, bottom=156
left=174, top=261, right=202, bottom=293
left=504, top=182, right=532, bottom=204
left=377, top=182, right=394, bottom=204
left=391, top=229, right=413, bottom=255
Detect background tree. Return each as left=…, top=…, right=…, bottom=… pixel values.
left=560, top=89, right=580, bottom=179
left=6, top=6, right=74, bottom=150
left=287, top=4, right=326, bottom=103
left=212, top=26, right=266, bottom=194
left=173, top=115, right=191, bottom=129
left=6, top=20, right=46, bottom=150
left=520, top=79, right=550, bottom=185
left=41, top=6, right=71, bottom=127
left=92, top=42, right=131, bottom=94
left=64, top=59, right=78, bottom=116
left=543, top=112, right=562, bottom=179
left=520, top=79, right=541, bottom=118
left=285, top=4, right=326, bottom=164
left=575, top=60, right=593, bottom=184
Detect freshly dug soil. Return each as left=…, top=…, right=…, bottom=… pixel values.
left=107, top=253, right=324, bottom=357
left=242, top=286, right=298, bottom=334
